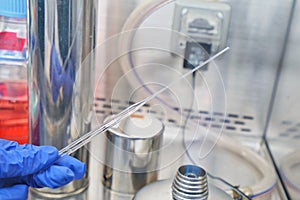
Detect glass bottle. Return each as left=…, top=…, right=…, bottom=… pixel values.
left=0, top=0, right=28, bottom=144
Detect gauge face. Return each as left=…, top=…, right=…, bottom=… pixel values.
left=281, top=150, right=300, bottom=198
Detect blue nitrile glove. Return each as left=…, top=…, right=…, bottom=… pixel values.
left=0, top=139, right=86, bottom=200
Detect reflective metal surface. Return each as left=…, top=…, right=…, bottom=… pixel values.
left=172, top=165, right=209, bottom=200
left=27, top=0, right=298, bottom=199
left=215, top=0, right=292, bottom=137
left=266, top=1, right=300, bottom=142
left=266, top=0, right=300, bottom=199
left=95, top=0, right=294, bottom=138
left=28, top=0, right=97, bottom=196
left=102, top=115, right=164, bottom=194
left=92, top=0, right=294, bottom=199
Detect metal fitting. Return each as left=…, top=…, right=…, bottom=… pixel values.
left=172, top=165, right=209, bottom=200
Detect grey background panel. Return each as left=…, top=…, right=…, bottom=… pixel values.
left=267, top=0, right=300, bottom=141
left=267, top=0, right=300, bottom=198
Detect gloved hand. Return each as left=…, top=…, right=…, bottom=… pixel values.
left=0, top=139, right=86, bottom=200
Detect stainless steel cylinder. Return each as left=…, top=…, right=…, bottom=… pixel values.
left=102, top=114, right=164, bottom=195
left=27, top=0, right=97, bottom=197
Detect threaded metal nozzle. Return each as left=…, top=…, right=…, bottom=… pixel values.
left=172, top=165, right=209, bottom=200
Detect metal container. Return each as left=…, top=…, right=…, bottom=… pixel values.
left=27, top=0, right=97, bottom=197
left=102, top=114, right=164, bottom=195
left=172, top=165, right=209, bottom=200
left=134, top=165, right=232, bottom=200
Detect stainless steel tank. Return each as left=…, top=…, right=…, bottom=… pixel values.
left=27, top=0, right=97, bottom=197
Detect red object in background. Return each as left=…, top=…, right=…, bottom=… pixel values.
left=0, top=32, right=26, bottom=52
left=0, top=80, right=28, bottom=144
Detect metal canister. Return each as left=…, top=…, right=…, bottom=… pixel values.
left=134, top=165, right=233, bottom=200
left=27, top=0, right=97, bottom=197
left=102, top=114, right=164, bottom=195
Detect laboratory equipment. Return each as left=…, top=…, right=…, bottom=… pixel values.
left=115, top=0, right=293, bottom=137
left=92, top=0, right=294, bottom=199
left=184, top=133, right=276, bottom=199
left=0, top=0, right=27, bottom=60
left=0, top=0, right=28, bottom=144
left=134, top=165, right=232, bottom=200
left=57, top=47, right=228, bottom=157
left=171, top=0, right=231, bottom=70
left=172, top=165, right=208, bottom=199
left=26, top=0, right=298, bottom=199
left=27, top=0, right=97, bottom=197
left=102, top=114, right=163, bottom=196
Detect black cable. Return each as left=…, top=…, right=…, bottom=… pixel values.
left=182, top=72, right=252, bottom=200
